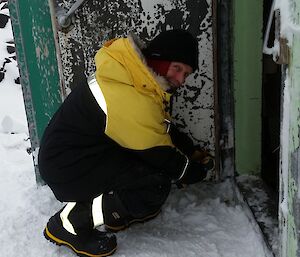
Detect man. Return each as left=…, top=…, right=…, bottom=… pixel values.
left=38, top=29, right=214, bottom=257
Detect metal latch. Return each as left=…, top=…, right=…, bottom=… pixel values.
left=56, top=0, right=88, bottom=32
left=263, top=0, right=289, bottom=64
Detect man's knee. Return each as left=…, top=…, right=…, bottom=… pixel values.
left=102, top=177, right=170, bottom=232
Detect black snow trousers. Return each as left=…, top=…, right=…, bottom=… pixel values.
left=108, top=160, right=171, bottom=219
left=45, top=155, right=171, bottom=220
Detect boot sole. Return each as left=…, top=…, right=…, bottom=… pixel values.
left=44, top=226, right=117, bottom=257
left=105, top=209, right=161, bottom=232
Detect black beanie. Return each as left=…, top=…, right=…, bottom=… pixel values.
left=142, top=29, right=199, bottom=71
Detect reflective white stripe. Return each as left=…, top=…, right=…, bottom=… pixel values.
left=177, top=155, right=189, bottom=181
left=60, top=202, right=77, bottom=235
left=164, top=119, right=171, bottom=133
left=92, top=194, right=104, bottom=228
left=88, top=77, right=107, bottom=115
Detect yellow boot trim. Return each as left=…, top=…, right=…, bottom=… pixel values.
left=44, top=226, right=116, bottom=257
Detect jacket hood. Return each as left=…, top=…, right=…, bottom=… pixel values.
left=94, top=33, right=171, bottom=109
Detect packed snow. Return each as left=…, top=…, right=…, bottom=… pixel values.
left=0, top=2, right=272, bottom=257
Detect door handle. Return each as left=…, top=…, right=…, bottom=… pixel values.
left=56, top=0, right=87, bottom=31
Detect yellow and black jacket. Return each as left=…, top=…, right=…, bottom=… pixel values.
left=93, top=35, right=173, bottom=151
left=38, top=35, right=205, bottom=202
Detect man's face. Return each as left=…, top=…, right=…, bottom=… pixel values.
left=165, top=62, right=193, bottom=93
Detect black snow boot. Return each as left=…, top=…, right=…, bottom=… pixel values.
left=103, top=191, right=160, bottom=232
left=44, top=196, right=117, bottom=257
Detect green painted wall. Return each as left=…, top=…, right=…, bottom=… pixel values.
left=8, top=0, right=62, bottom=182
left=233, top=0, right=263, bottom=175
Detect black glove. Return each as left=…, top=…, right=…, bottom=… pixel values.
left=176, top=160, right=208, bottom=187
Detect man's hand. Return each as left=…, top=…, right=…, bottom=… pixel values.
left=191, top=149, right=215, bottom=181
left=191, top=149, right=210, bottom=162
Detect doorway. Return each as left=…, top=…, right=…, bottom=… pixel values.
left=261, top=0, right=281, bottom=198
left=231, top=0, right=281, bottom=254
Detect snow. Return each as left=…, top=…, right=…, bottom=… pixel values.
left=236, top=175, right=279, bottom=255
left=0, top=3, right=271, bottom=257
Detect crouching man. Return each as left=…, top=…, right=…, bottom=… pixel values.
left=38, top=29, right=214, bottom=257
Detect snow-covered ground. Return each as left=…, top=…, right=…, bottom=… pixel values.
left=0, top=2, right=271, bottom=257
